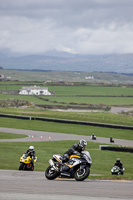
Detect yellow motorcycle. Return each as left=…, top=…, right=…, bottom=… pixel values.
left=19, top=153, right=37, bottom=171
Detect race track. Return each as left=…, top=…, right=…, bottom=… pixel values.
left=0, top=127, right=133, bottom=200
left=0, top=127, right=133, bottom=147
left=0, top=170, right=133, bottom=200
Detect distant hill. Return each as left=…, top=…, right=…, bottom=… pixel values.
left=0, top=69, right=133, bottom=84
left=0, top=51, right=133, bottom=73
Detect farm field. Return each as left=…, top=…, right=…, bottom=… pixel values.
left=39, top=96, right=133, bottom=105
left=0, top=83, right=133, bottom=107
left=48, top=85, right=133, bottom=96
left=0, top=94, right=46, bottom=105
left=1, top=82, right=133, bottom=96
left=0, top=94, right=133, bottom=106
left=0, top=81, right=133, bottom=126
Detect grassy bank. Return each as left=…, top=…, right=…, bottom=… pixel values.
left=0, top=107, right=133, bottom=126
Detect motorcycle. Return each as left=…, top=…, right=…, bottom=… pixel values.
left=45, top=151, right=92, bottom=181
left=111, top=165, right=125, bottom=175
left=19, top=153, right=37, bottom=171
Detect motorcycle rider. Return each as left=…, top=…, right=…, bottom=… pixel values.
left=25, top=146, right=36, bottom=166
left=114, top=158, right=124, bottom=174
left=62, top=139, right=87, bottom=163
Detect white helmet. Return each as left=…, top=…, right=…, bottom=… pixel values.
left=78, top=139, right=87, bottom=150
left=116, top=158, right=120, bottom=163
left=29, top=146, right=34, bottom=151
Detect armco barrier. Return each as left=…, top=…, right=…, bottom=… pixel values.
left=0, top=113, right=133, bottom=130
left=100, top=145, right=133, bottom=153
left=0, top=114, right=31, bottom=120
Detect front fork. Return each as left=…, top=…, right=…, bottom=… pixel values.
left=80, top=164, right=86, bottom=170
left=49, top=159, right=60, bottom=171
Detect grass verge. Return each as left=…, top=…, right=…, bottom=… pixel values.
left=0, top=107, right=133, bottom=126
left=0, top=132, right=27, bottom=139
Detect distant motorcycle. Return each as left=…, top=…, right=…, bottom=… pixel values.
left=45, top=151, right=92, bottom=181
left=111, top=166, right=125, bottom=175
left=19, top=153, right=37, bottom=171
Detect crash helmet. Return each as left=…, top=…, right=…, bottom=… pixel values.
left=29, top=146, right=34, bottom=152
left=116, top=158, right=120, bottom=163
left=78, top=139, right=87, bottom=150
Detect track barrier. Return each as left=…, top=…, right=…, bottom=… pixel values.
left=100, top=145, right=133, bottom=153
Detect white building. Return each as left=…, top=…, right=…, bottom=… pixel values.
left=0, top=74, right=4, bottom=80
left=19, top=86, right=51, bottom=95
left=85, top=76, right=94, bottom=80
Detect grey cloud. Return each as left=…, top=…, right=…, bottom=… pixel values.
left=1, top=0, right=133, bottom=27
left=0, top=0, right=133, bottom=55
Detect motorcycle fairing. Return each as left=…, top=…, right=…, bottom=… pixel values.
left=20, top=154, right=37, bottom=164
left=65, top=157, right=81, bottom=168
left=53, top=154, right=62, bottom=162
left=20, top=154, right=31, bottom=164
left=70, top=155, right=80, bottom=159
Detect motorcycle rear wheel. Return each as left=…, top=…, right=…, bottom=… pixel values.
left=74, top=165, right=90, bottom=181
left=45, top=166, right=59, bottom=180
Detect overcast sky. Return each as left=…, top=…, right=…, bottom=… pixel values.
left=0, top=0, right=133, bottom=56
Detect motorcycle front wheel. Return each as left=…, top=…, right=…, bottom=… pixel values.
left=45, top=166, right=60, bottom=180
left=74, top=165, right=90, bottom=181
left=19, top=163, right=24, bottom=170
left=30, top=165, right=34, bottom=171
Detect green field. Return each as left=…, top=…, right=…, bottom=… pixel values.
left=1, top=83, right=133, bottom=96
left=1, top=83, right=133, bottom=108
left=40, top=96, right=133, bottom=105
left=1, top=93, right=133, bottom=106
left=0, top=94, right=45, bottom=104
left=48, top=85, right=133, bottom=96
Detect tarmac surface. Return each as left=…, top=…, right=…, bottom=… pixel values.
left=0, top=170, right=133, bottom=200
left=0, top=127, right=133, bottom=147
left=0, top=127, right=133, bottom=200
